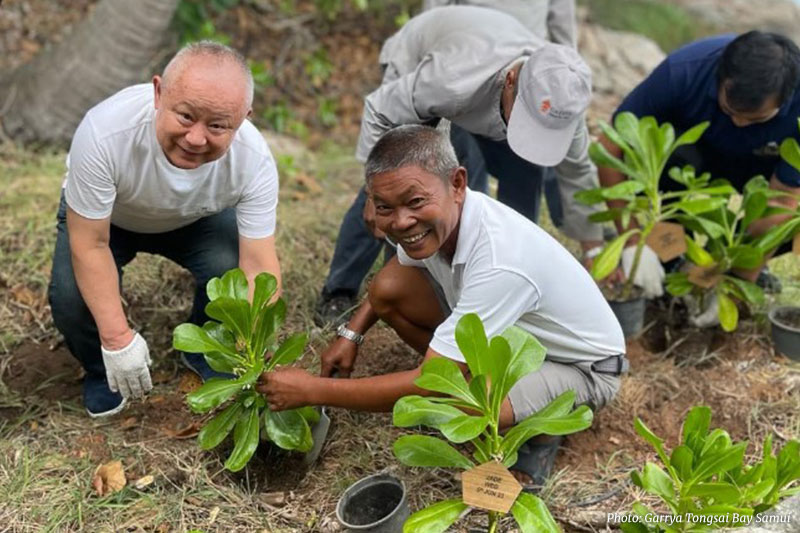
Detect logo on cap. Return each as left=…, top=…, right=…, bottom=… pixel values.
left=540, top=99, right=551, bottom=114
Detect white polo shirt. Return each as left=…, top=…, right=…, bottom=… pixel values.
left=397, top=189, right=625, bottom=364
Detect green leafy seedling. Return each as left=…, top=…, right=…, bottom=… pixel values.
left=392, top=313, right=594, bottom=533
left=579, top=112, right=735, bottom=300
left=623, top=406, right=800, bottom=532
left=173, top=268, right=317, bottom=472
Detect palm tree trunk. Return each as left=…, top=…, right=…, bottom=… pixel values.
left=0, top=0, right=181, bottom=147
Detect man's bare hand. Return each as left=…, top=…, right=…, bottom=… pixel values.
left=320, top=337, right=358, bottom=378
left=363, top=196, right=386, bottom=239
left=257, top=367, right=318, bottom=411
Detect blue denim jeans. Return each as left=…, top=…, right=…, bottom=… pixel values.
left=321, top=126, right=548, bottom=297
left=48, top=192, right=239, bottom=377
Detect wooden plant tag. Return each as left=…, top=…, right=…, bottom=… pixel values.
left=793, top=233, right=800, bottom=255
left=646, top=222, right=687, bottom=262
left=687, top=264, right=722, bottom=289
left=461, top=461, right=522, bottom=513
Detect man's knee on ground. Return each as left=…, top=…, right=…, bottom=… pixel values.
left=367, top=266, right=408, bottom=318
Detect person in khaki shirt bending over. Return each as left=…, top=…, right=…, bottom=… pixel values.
left=49, top=42, right=281, bottom=418
left=259, top=125, right=627, bottom=489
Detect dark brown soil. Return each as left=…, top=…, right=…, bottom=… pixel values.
left=772, top=306, right=800, bottom=330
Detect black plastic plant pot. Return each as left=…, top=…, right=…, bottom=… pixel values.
left=609, top=297, right=646, bottom=339
left=769, top=306, right=800, bottom=361
left=336, top=473, right=410, bottom=532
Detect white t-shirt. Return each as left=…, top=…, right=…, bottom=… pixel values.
left=397, top=189, right=625, bottom=364
left=64, top=84, right=278, bottom=238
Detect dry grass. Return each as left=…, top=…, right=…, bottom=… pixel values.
left=1, top=137, right=799, bottom=533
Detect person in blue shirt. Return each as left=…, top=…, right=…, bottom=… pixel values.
left=597, top=31, right=800, bottom=317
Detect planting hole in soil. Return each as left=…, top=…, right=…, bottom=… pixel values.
left=341, top=480, right=403, bottom=526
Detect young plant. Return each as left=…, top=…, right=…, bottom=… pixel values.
left=172, top=268, right=317, bottom=472
left=392, top=313, right=594, bottom=533
left=622, top=406, right=800, bottom=532
left=665, top=175, right=800, bottom=331
left=578, top=112, right=733, bottom=300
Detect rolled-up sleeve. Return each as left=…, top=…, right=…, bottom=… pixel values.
left=553, top=120, right=603, bottom=241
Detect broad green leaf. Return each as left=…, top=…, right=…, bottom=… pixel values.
left=780, top=136, right=800, bottom=172
left=724, top=277, right=765, bottom=306
left=641, top=462, right=675, bottom=502
left=671, top=445, right=694, bottom=481
left=468, top=375, right=489, bottom=411
left=198, top=401, right=244, bottom=450
left=491, top=326, right=546, bottom=425
left=264, top=408, right=313, bottom=452
left=251, top=272, right=278, bottom=319
left=742, top=191, right=768, bottom=229
left=530, top=390, right=576, bottom=419
left=500, top=405, right=593, bottom=457
left=297, top=406, right=321, bottom=424
left=588, top=208, right=625, bottom=223
left=203, top=351, right=237, bottom=374
left=589, top=141, right=638, bottom=178
left=591, top=230, right=638, bottom=281
left=691, top=442, right=747, bottom=482
left=665, top=272, right=694, bottom=297
left=267, top=332, right=308, bottom=369
left=684, top=236, right=715, bottom=267
left=600, top=180, right=645, bottom=200
left=699, top=428, right=732, bottom=459
left=455, top=313, right=491, bottom=378
left=402, top=499, right=467, bottom=533
left=686, top=482, right=740, bottom=504
left=206, top=297, right=252, bottom=343
left=207, top=268, right=249, bottom=302
left=187, top=378, right=244, bottom=413
left=439, top=415, right=489, bottom=444
left=682, top=406, right=711, bottom=454
left=753, top=217, right=800, bottom=255
left=511, top=492, right=561, bottom=533
left=673, top=121, right=710, bottom=148
left=574, top=188, right=607, bottom=206
left=717, top=291, right=738, bottom=332
left=393, top=435, right=474, bottom=469
left=173, top=323, right=238, bottom=358
left=675, top=214, right=726, bottom=240
left=635, top=418, right=670, bottom=465
left=675, top=197, right=728, bottom=215
left=414, top=358, right=478, bottom=407
left=393, top=395, right=463, bottom=429
left=252, top=299, right=286, bottom=360
left=728, top=245, right=764, bottom=270
left=614, top=112, right=643, bottom=153
left=224, top=405, right=260, bottom=471
left=743, top=479, right=775, bottom=503
left=776, top=440, right=800, bottom=489
left=619, top=522, right=649, bottom=533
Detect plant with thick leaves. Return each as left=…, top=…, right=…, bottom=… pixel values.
left=622, top=406, right=800, bottom=532
left=392, top=313, right=594, bottom=533
left=577, top=112, right=735, bottom=300
left=665, top=175, right=800, bottom=331
left=172, top=268, right=317, bottom=472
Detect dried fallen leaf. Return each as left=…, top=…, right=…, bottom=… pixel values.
left=164, top=421, right=202, bottom=439
left=119, top=417, right=139, bottom=430
left=133, top=475, right=155, bottom=489
left=259, top=491, right=286, bottom=506
left=208, top=506, right=220, bottom=525
left=11, top=285, right=38, bottom=307
left=609, top=436, right=621, bottom=445
left=294, top=173, right=322, bottom=194
left=178, top=372, right=203, bottom=394
left=92, top=460, right=126, bottom=497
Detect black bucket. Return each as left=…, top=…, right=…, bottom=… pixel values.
left=769, top=306, right=800, bottom=361
left=336, top=473, right=410, bottom=532
left=609, top=297, right=645, bottom=339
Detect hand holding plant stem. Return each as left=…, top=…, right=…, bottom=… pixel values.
left=392, top=314, right=594, bottom=533
left=172, top=268, right=318, bottom=472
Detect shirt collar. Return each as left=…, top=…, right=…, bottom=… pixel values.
left=450, top=188, right=481, bottom=267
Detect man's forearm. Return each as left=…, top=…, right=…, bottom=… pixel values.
left=71, top=246, right=131, bottom=349
left=313, top=368, right=425, bottom=412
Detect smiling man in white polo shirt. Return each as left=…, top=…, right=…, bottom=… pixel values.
left=259, top=125, right=626, bottom=488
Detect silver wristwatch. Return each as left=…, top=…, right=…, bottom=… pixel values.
left=336, top=324, right=365, bottom=345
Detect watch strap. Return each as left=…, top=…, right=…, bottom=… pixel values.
left=336, top=324, right=364, bottom=345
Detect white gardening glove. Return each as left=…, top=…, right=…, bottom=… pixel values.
left=686, top=292, right=720, bottom=328
left=101, top=332, right=153, bottom=399
left=621, top=245, right=665, bottom=298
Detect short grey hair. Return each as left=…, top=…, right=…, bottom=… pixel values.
left=163, top=40, right=254, bottom=108
left=365, top=125, right=459, bottom=185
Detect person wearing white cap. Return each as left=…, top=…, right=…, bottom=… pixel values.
left=314, top=5, right=605, bottom=326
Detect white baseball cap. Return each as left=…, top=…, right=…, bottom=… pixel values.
left=507, top=44, right=592, bottom=166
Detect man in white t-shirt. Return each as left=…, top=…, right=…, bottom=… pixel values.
left=48, top=41, right=281, bottom=418
left=258, top=125, right=625, bottom=488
